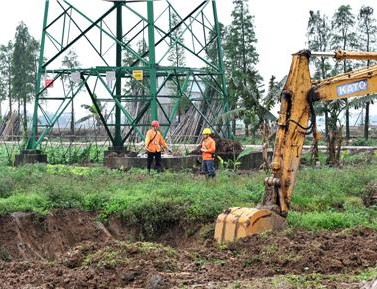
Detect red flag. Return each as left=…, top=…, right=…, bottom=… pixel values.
left=45, top=79, right=54, bottom=88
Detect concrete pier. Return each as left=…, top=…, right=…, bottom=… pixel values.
left=15, top=150, right=47, bottom=166
left=104, top=151, right=272, bottom=171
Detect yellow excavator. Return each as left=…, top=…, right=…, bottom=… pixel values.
left=214, top=49, right=377, bottom=243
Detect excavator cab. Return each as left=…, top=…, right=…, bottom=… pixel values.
left=214, top=49, right=377, bottom=243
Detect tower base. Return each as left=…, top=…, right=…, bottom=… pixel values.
left=15, top=150, right=47, bottom=166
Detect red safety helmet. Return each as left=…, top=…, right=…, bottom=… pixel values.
left=151, top=120, right=160, bottom=127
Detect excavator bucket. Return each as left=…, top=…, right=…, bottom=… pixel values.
left=214, top=207, right=287, bottom=243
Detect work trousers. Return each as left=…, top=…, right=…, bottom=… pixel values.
left=202, top=159, right=216, bottom=177
left=147, top=151, right=162, bottom=172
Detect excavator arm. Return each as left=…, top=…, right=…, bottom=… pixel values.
left=215, top=49, right=377, bottom=243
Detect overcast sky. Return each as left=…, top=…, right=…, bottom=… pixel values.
left=1, top=0, right=377, bottom=86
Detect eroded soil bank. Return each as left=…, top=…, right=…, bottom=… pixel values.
left=0, top=210, right=377, bottom=289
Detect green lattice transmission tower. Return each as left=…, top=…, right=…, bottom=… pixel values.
left=26, top=0, right=230, bottom=153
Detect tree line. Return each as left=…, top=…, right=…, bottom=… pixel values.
left=0, top=22, right=39, bottom=137
left=223, top=1, right=377, bottom=165
left=307, top=5, right=377, bottom=163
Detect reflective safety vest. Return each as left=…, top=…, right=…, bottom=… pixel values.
left=145, top=129, right=167, bottom=153
left=201, top=136, right=216, bottom=160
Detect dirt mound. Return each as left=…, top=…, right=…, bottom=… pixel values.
left=190, top=136, right=243, bottom=155
left=216, top=227, right=377, bottom=276
left=0, top=211, right=377, bottom=288
left=0, top=210, right=110, bottom=261
left=213, top=136, right=243, bottom=154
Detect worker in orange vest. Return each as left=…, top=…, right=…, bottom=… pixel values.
left=200, top=128, right=216, bottom=177
left=145, top=120, right=171, bottom=172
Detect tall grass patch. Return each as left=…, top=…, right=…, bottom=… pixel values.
left=0, top=158, right=377, bottom=233
left=288, top=209, right=377, bottom=230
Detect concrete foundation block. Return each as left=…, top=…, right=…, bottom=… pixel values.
left=15, top=150, right=48, bottom=166
left=104, top=151, right=272, bottom=171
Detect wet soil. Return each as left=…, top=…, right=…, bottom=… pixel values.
left=0, top=210, right=377, bottom=288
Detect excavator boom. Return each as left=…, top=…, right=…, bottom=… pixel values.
left=215, top=49, right=377, bottom=243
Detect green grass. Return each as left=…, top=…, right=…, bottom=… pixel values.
left=350, top=137, right=377, bottom=147
left=43, top=143, right=105, bottom=164
left=0, top=144, right=20, bottom=166
left=0, top=142, right=106, bottom=166
left=288, top=210, right=377, bottom=230
left=0, top=163, right=265, bottom=237
left=0, top=153, right=377, bottom=234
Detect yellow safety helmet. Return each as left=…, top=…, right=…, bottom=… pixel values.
left=202, top=128, right=212, bottom=135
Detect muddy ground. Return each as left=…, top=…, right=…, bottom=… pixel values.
left=0, top=210, right=377, bottom=289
